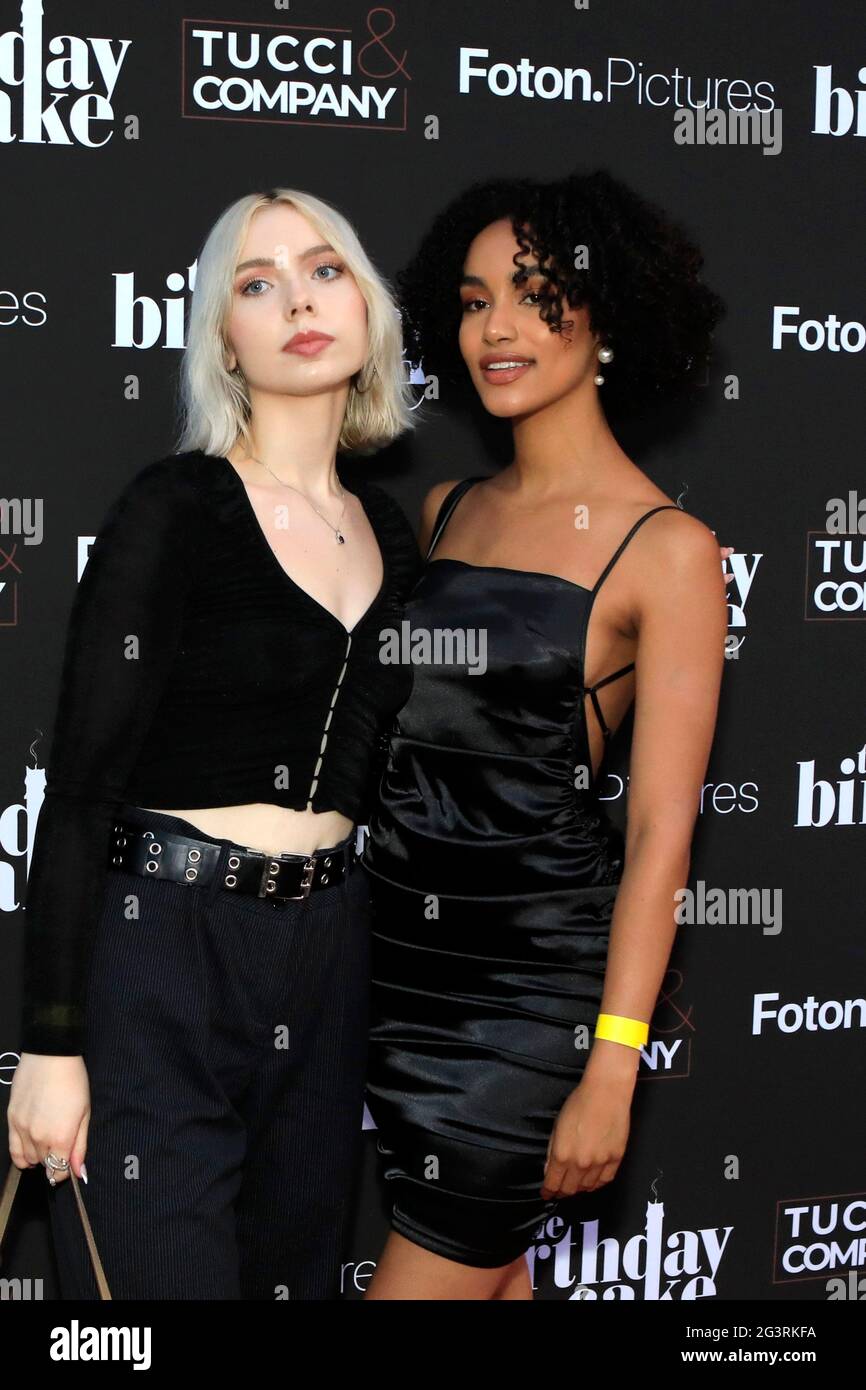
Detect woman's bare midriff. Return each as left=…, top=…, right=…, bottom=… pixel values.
left=137, top=803, right=355, bottom=857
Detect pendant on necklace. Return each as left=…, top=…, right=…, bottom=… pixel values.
left=335, top=531, right=345, bottom=544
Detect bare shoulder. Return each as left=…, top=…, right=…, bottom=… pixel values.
left=633, top=503, right=725, bottom=597
left=644, top=503, right=720, bottom=559
left=418, top=478, right=463, bottom=552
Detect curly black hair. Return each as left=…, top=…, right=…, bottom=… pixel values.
left=396, top=168, right=725, bottom=420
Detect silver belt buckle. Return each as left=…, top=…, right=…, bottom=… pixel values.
left=257, top=853, right=316, bottom=900
left=280, top=855, right=317, bottom=901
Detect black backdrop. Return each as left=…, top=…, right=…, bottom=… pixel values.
left=2, top=0, right=864, bottom=1303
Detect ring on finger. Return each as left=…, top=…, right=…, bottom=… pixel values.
left=44, top=1152, right=70, bottom=1186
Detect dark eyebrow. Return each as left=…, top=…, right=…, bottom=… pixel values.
left=235, top=244, right=337, bottom=275
left=459, top=264, right=546, bottom=289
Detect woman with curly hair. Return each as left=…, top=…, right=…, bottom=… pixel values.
left=361, top=168, right=729, bottom=1299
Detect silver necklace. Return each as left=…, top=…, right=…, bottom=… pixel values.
left=245, top=454, right=348, bottom=544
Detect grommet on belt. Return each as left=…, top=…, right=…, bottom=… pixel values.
left=145, top=840, right=163, bottom=874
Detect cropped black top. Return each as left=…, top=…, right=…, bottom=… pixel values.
left=21, top=450, right=422, bottom=1055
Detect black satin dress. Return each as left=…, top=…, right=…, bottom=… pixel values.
left=360, top=479, right=680, bottom=1268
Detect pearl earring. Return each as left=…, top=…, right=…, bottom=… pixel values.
left=594, top=343, right=614, bottom=386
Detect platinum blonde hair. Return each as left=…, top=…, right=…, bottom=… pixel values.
left=174, top=188, right=416, bottom=458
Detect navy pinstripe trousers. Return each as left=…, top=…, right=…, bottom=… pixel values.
left=48, top=806, right=371, bottom=1300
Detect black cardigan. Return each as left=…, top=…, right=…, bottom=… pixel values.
left=21, top=450, right=422, bottom=1055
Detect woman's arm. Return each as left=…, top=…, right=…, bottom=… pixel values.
left=542, top=509, right=727, bottom=1198
left=19, top=458, right=195, bottom=1056
left=584, top=509, right=727, bottom=1090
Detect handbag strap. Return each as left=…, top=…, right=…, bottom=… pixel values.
left=1, top=1162, right=112, bottom=1299
left=0, top=1162, right=20, bottom=1244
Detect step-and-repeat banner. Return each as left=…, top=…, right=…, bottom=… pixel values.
left=2, top=0, right=863, bottom=1302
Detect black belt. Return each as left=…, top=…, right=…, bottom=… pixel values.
left=108, top=816, right=356, bottom=903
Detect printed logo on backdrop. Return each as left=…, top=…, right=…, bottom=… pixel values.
left=726, top=550, right=761, bottom=656
left=183, top=11, right=410, bottom=129
left=529, top=1177, right=733, bottom=1299
left=0, top=491, right=43, bottom=627
left=796, top=740, right=866, bottom=828
left=0, top=0, right=131, bottom=147
left=1, top=744, right=46, bottom=921
left=774, top=306, right=866, bottom=356
left=774, top=1192, right=866, bottom=1284
left=0, top=527, right=20, bottom=627
left=805, top=492, right=866, bottom=620
left=813, top=65, right=866, bottom=138
left=637, top=968, right=693, bottom=1080
left=458, top=46, right=776, bottom=114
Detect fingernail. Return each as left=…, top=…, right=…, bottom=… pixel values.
left=80, top=1164, right=88, bottom=1184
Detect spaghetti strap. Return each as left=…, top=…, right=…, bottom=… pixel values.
left=581, top=503, right=683, bottom=744
left=592, top=503, right=682, bottom=597
left=425, top=477, right=486, bottom=561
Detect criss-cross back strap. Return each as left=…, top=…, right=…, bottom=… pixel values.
left=581, top=503, right=683, bottom=743
left=425, top=477, right=486, bottom=561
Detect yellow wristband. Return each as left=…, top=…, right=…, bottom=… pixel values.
left=594, top=1013, right=649, bottom=1050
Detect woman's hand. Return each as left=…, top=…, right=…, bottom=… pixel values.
left=7, top=1053, right=91, bottom=1186
left=720, top=544, right=734, bottom=586
left=541, top=1073, right=632, bottom=1199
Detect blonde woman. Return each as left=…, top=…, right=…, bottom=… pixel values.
left=8, top=188, right=422, bottom=1300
